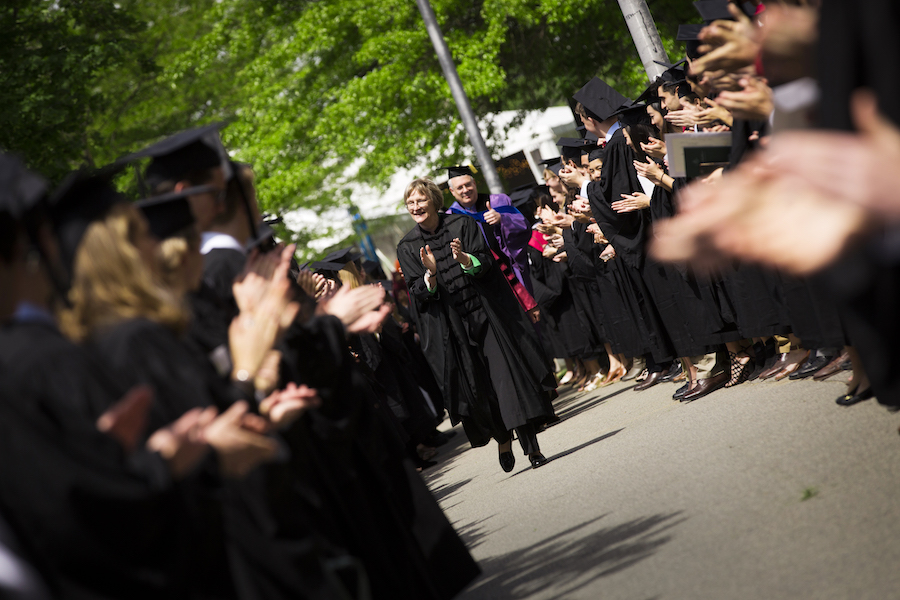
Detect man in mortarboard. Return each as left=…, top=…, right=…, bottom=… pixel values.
left=127, top=123, right=229, bottom=232
left=445, top=165, right=537, bottom=307
left=561, top=77, right=677, bottom=387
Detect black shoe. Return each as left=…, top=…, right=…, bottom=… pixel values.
left=836, top=387, right=874, bottom=406
left=529, top=453, right=549, bottom=468
left=673, top=382, right=690, bottom=401
left=423, top=431, right=450, bottom=447
left=499, top=451, right=515, bottom=472
left=789, top=354, right=832, bottom=380
left=659, top=362, right=682, bottom=383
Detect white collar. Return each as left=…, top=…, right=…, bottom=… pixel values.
left=605, top=121, right=620, bottom=143
left=200, top=232, right=245, bottom=255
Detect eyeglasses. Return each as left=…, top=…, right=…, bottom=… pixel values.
left=405, top=197, right=431, bottom=208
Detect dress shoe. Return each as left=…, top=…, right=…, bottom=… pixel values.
left=499, top=451, right=515, bottom=473
left=836, top=387, right=874, bottom=406
left=813, top=351, right=851, bottom=381
left=789, top=354, right=832, bottom=380
left=673, top=382, right=690, bottom=401
left=681, top=371, right=729, bottom=402
left=773, top=350, right=809, bottom=381
left=757, top=353, right=788, bottom=380
left=659, top=362, right=683, bottom=383
left=633, top=370, right=663, bottom=391
left=529, top=453, right=549, bottom=468
left=423, top=431, right=450, bottom=447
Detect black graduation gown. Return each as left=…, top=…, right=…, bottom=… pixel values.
left=586, top=130, right=674, bottom=362
left=396, top=213, right=557, bottom=447
left=278, top=315, right=481, bottom=600
left=527, top=245, right=597, bottom=359
left=0, top=320, right=203, bottom=600
left=88, top=318, right=347, bottom=600
left=189, top=248, right=246, bottom=356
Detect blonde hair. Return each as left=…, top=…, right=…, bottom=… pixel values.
left=403, top=178, right=444, bottom=212
left=157, top=227, right=200, bottom=294
left=60, top=203, right=188, bottom=341
left=338, top=261, right=362, bottom=289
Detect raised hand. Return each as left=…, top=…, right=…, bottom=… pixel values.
left=633, top=157, right=664, bottom=185
left=690, top=4, right=760, bottom=76
left=716, top=77, right=774, bottom=121
left=611, top=192, right=651, bottom=214
left=203, top=401, right=279, bottom=479
left=96, top=384, right=154, bottom=454
left=147, top=406, right=215, bottom=479
left=318, top=283, right=386, bottom=329
left=419, top=244, right=437, bottom=274
left=450, top=238, right=473, bottom=268
left=640, top=137, right=667, bottom=159
left=483, top=201, right=501, bottom=225
left=259, top=382, right=322, bottom=429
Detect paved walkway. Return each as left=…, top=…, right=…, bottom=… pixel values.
left=424, top=372, right=900, bottom=600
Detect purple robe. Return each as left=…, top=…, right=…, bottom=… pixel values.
left=449, top=193, right=533, bottom=293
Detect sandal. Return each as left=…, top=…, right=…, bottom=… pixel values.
left=725, top=351, right=753, bottom=388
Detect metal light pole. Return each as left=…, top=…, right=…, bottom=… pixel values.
left=617, top=0, right=670, bottom=81
left=415, top=0, right=505, bottom=194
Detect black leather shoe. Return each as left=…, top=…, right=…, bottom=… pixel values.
left=633, top=370, right=663, bottom=391
left=836, top=387, right=874, bottom=406
left=682, top=372, right=729, bottom=402
left=673, top=382, right=690, bottom=401
left=529, top=453, right=549, bottom=468
left=499, top=451, right=515, bottom=472
left=789, top=354, right=832, bottom=380
left=659, top=362, right=683, bottom=383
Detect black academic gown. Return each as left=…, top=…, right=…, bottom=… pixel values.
left=396, top=213, right=557, bottom=447
left=88, top=318, right=347, bottom=600
left=0, top=319, right=204, bottom=600
left=586, top=131, right=674, bottom=362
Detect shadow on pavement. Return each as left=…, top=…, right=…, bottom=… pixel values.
left=510, top=428, right=624, bottom=476
left=549, top=385, right=636, bottom=426
left=459, top=511, right=686, bottom=599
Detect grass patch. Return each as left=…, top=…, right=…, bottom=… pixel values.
left=801, top=487, right=819, bottom=502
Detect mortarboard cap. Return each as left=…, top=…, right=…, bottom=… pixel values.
left=573, top=77, right=631, bottom=123
left=319, top=246, right=362, bottom=266
left=556, top=137, right=595, bottom=162
left=615, top=104, right=653, bottom=129
left=508, top=183, right=538, bottom=208
left=246, top=221, right=277, bottom=253
left=676, top=24, right=705, bottom=59
left=124, top=123, right=226, bottom=189
left=136, top=187, right=204, bottom=240
left=588, top=146, right=607, bottom=163
left=541, top=160, right=563, bottom=176
left=49, top=167, right=126, bottom=277
left=636, top=78, right=661, bottom=104
left=0, top=154, right=48, bottom=219
left=693, top=0, right=735, bottom=22
left=445, top=165, right=476, bottom=180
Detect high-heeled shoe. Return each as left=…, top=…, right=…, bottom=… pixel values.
left=499, top=451, right=515, bottom=472
left=599, top=365, right=626, bottom=387
left=725, top=351, right=753, bottom=388
left=773, top=350, right=810, bottom=381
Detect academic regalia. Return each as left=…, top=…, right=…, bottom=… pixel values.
left=396, top=213, right=557, bottom=447
left=814, top=0, right=900, bottom=406
left=527, top=244, right=598, bottom=359
left=449, top=193, right=533, bottom=294
left=0, top=318, right=204, bottom=599
left=278, top=315, right=482, bottom=600
left=585, top=129, right=674, bottom=362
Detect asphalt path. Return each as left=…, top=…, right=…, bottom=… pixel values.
left=424, top=371, right=900, bottom=600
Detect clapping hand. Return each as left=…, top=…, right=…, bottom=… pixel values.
left=611, top=192, right=651, bottom=213
left=633, top=157, right=664, bottom=185
left=640, top=137, right=667, bottom=159
left=259, top=382, right=322, bottom=429
left=419, top=244, right=437, bottom=274
left=450, top=238, right=473, bottom=268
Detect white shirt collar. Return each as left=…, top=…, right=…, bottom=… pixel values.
left=200, top=232, right=245, bottom=255
left=605, top=121, right=620, bottom=143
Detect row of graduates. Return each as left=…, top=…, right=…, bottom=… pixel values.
left=509, top=0, right=860, bottom=404
left=0, top=126, right=481, bottom=600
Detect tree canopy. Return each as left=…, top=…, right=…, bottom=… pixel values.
left=1, top=0, right=698, bottom=255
